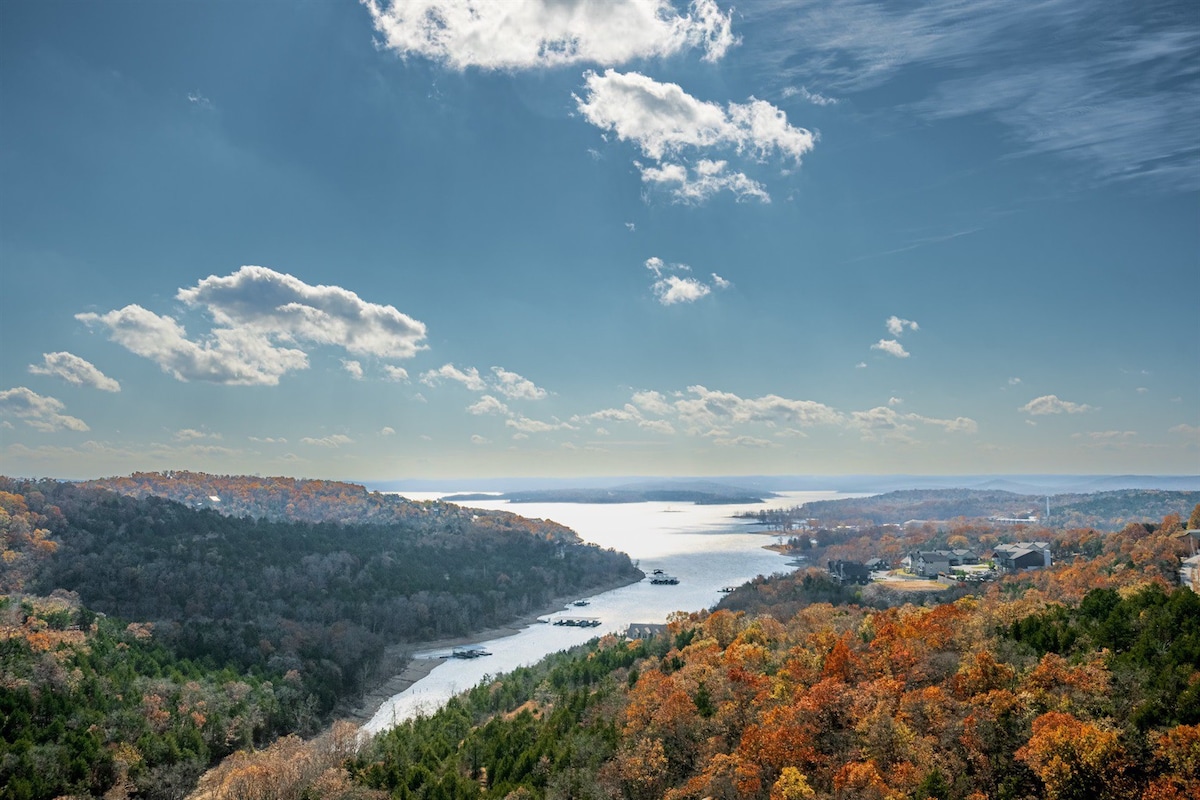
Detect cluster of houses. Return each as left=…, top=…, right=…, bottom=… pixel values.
left=828, top=541, right=1055, bottom=584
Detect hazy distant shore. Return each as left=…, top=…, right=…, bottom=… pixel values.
left=340, top=572, right=644, bottom=726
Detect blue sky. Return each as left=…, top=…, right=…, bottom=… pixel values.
left=1, top=0, right=1197, bottom=481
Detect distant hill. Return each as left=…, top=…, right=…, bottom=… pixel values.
left=796, top=488, right=1200, bottom=530
left=444, top=480, right=771, bottom=505
left=86, top=470, right=578, bottom=541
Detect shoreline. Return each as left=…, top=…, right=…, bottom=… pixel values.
left=339, top=572, right=643, bottom=725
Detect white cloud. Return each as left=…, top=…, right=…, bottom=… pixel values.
left=887, top=396, right=903, bottom=406
left=855, top=362, right=867, bottom=369
left=1169, top=423, right=1200, bottom=441
left=380, top=426, right=396, bottom=436
left=782, top=85, right=839, bottom=106
left=711, top=435, right=775, bottom=448
left=342, top=359, right=365, bottom=379
left=0, top=387, right=89, bottom=432
left=578, top=70, right=813, bottom=204
left=300, top=434, right=354, bottom=447
left=1020, top=394, right=1096, bottom=415
left=625, top=222, right=636, bottom=232
left=364, top=0, right=736, bottom=71
left=1008, top=377, right=1022, bottom=385
left=632, top=390, right=672, bottom=415
left=505, top=416, right=577, bottom=433
left=174, top=428, right=220, bottom=441
left=848, top=406, right=978, bottom=442
left=467, top=395, right=510, bottom=416
left=754, top=0, right=1200, bottom=192
left=578, top=70, right=814, bottom=162
left=421, top=363, right=546, bottom=399
left=177, top=266, right=427, bottom=359
left=646, top=256, right=730, bottom=304
left=187, top=92, right=214, bottom=110
left=77, top=267, right=426, bottom=386
left=871, top=339, right=910, bottom=358
left=1136, top=387, right=1149, bottom=394
left=490, top=367, right=547, bottom=400
left=470, top=434, right=490, bottom=445
left=78, top=304, right=309, bottom=386
left=654, top=275, right=711, bottom=305
left=28, top=352, right=121, bottom=392
left=639, top=159, right=771, bottom=203
left=420, top=363, right=487, bottom=391
left=885, top=315, right=919, bottom=336
left=638, top=418, right=676, bottom=435
left=249, top=436, right=288, bottom=444
left=382, top=365, right=409, bottom=382
left=1074, top=430, right=1136, bottom=441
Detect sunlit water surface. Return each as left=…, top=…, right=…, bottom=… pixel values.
left=364, top=490, right=846, bottom=733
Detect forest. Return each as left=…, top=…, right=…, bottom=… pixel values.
left=778, top=488, right=1200, bottom=531
left=340, top=508, right=1199, bottom=800
left=185, top=504, right=1200, bottom=800
left=0, top=477, right=639, bottom=799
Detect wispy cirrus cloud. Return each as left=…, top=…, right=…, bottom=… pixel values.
left=364, top=0, right=736, bottom=70
left=28, top=351, right=121, bottom=392
left=577, top=70, right=814, bottom=203
left=0, top=387, right=89, bottom=432
left=749, top=0, right=1200, bottom=191
left=77, top=266, right=427, bottom=386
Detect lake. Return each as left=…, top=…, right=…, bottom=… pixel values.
left=363, top=490, right=846, bottom=733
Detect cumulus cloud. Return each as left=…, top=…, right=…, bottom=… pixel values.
left=848, top=406, right=978, bottom=442
left=300, top=434, right=354, bottom=447
left=177, top=266, right=427, bottom=359
left=421, top=363, right=547, bottom=399
left=28, top=352, right=121, bottom=392
left=363, top=0, right=736, bottom=70
left=654, top=275, right=711, bottom=305
left=174, top=428, right=220, bottom=441
left=645, top=256, right=730, bottom=304
left=1020, top=394, right=1096, bottom=415
left=888, top=396, right=903, bottom=406
left=1169, top=423, right=1200, bottom=441
left=491, top=367, right=547, bottom=400
left=380, top=426, right=396, bottom=436
left=420, top=363, right=487, bottom=391
left=871, top=339, right=910, bottom=358
left=578, top=70, right=814, bottom=162
left=470, top=434, right=491, bottom=445
left=382, top=365, right=409, bottom=382
left=342, top=359, right=365, bottom=379
left=639, top=159, right=771, bottom=203
left=77, top=266, right=425, bottom=386
left=885, top=316, right=919, bottom=336
left=577, top=70, right=813, bottom=203
left=505, top=415, right=577, bottom=433
left=467, top=395, right=510, bottom=416
left=77, top=304, right=309, bottom=386
left=0, top=387, right=89, bottom=432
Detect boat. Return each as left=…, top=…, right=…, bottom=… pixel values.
left=572, top=599, right=590, bottom=607
left=451, top=646, right=492, bottom=659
